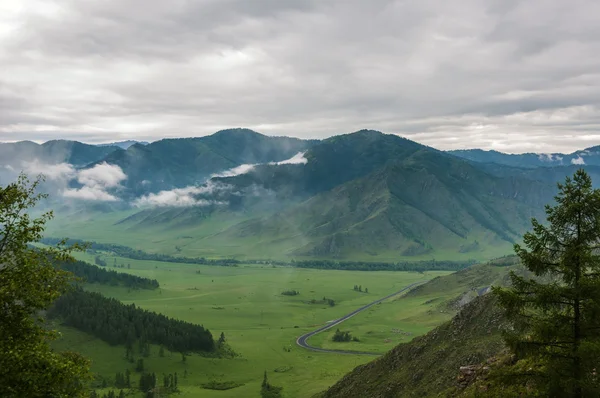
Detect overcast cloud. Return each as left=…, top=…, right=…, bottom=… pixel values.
left=2, top=0, right=600, bottom=153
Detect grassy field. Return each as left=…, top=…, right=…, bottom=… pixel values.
left=51, top=250, right=453, bottom=397
left=45, top=209, right=513, bottom=262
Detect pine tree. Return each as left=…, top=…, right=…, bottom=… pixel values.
left=218, top=332, right=226, bottom=346
left=135, top=358, right=144, bottom=372
left=495, top=170, right=600, bottom=397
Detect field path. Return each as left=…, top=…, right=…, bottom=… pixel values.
left=296, top=281, right=424, bottom=355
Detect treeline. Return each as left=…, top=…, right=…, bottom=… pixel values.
left=41, top=238, right=477, bottom=271
left=40, top=237, right=240, bottom=267
left=59, top=259, right=159, bottom=290
left=48, top=288, right=215, bottom=353
left=289, top=259, right=477, bottom=272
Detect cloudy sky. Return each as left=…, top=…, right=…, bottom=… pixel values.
left=2, top=0, right=600, bottom=153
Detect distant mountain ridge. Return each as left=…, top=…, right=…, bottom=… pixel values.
left=96, top=140, right=149, bottom=149
left=448, top=146, right=600, bottom=168
left=0, top=140, right=121, bottom=168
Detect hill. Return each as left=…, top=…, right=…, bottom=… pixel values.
left=320, top=293, right=506, bottom=398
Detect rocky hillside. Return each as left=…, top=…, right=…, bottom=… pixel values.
left=320, top=293, right=506, bottom=398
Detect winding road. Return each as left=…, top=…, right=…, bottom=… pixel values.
left=296, top=281, right=425, bottom=355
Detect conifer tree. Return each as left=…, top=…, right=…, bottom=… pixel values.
left=495, top=170, right=600, bottom=397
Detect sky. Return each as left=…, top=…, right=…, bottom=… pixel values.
left=1, top=0, right=600, bottom=153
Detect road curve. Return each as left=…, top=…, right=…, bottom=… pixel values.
left=296, top=281, right=425, bottom=356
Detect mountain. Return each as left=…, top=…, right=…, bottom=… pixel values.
left=205, top=132, right=555, bottom=259
left=115, top=131, right=556, bottom=261
left=448, top=146, right=600, bottom=168
left=97, top=140, right=149, bottom=149
left=91, top=128, right=313, bottom=195
left=0, top=140, right=121, bottom=169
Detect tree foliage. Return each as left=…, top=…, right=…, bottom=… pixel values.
left=48, top=288, right=215, bottom=353
left=59, top=259, right=159, bottom=289
left=0, top=174, right=90, bottom=397
left=494, top=170, right=600, bottom=397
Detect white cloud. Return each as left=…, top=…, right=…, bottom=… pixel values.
left=269, top=152, right=308, bottom=165
left=210, top=163, right=257, bottom=178
left=60, top=162, right=127, bottom=201
left=77, top=162, right=126, bottom=188
left=23, top=160, right=75, bottom=180
left=571, top=156, right=586, bottom=165
left=63, top=186, right=119, bottom=201
left=133, top=182, right=230, bottom=207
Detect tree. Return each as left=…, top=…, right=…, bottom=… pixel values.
left=136, top=358, right=144, bottom=372
left=260, top=370, right=283, bottom=398
left=0, top=174, right=90, bottom=397
left=495, top=170, right=600, bottom=397
left=218, top=332, right=226, bottom=346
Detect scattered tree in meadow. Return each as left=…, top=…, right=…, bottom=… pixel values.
left=0, top=174, right=91, bottom=397
left=332, top=328, right=359, bottom=342
left=495, top=170, right=600, bottom=397
left=261, top=371, right=283, bottom=398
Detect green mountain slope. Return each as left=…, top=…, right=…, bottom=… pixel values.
left=205, top=138, right=555, bottom=260
left=93, top=128, right=312, bottom=195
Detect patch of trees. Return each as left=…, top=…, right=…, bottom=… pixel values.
left=59, top=259, right=159, bottom=290
left=353, top=285, right=368, bottom=293
left=289, top=259, right=477, bottom=272
left=47, top=288, right=215, bottom=353
left=113, top=370, right=131, bottom=389
left=90, top=391, right=125, bottom=398
left=94, top=255, right=107, bottom=267
left=308, top=297, right=335, bottom=307
left=281, top=289, right=299, bottom=296
left=261, top=371, right=283, bottom=398
left=41, top=237, right=240, bottom=267
left=332, top=329, right=359, bottom=342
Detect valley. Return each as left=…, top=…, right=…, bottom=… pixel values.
left=50, top=248, right=452, bottom=397
left=6, top=128, right=599, bottom=397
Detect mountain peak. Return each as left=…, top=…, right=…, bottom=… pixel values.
left=211, top=128, right=264, bottom=139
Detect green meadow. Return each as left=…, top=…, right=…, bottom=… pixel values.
left=51, top=250, right=452, bottom=397
left=45, top=209, right=512, bottom=263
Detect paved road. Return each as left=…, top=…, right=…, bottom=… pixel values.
left=296, top=281, right=425, bottom=356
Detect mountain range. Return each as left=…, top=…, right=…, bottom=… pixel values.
left=6, top=128, right=599, bottom=261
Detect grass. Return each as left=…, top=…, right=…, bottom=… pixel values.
left=51, top=250, right=452, bottom=397
left=45, top=209, right=514, bottom=262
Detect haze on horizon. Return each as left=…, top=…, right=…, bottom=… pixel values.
left=2, top=0, right=600, bottom=154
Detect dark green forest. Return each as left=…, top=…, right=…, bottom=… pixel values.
left=59, top=259, right=159, bottom=290
left=48, top=288, right=215, bottom=353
